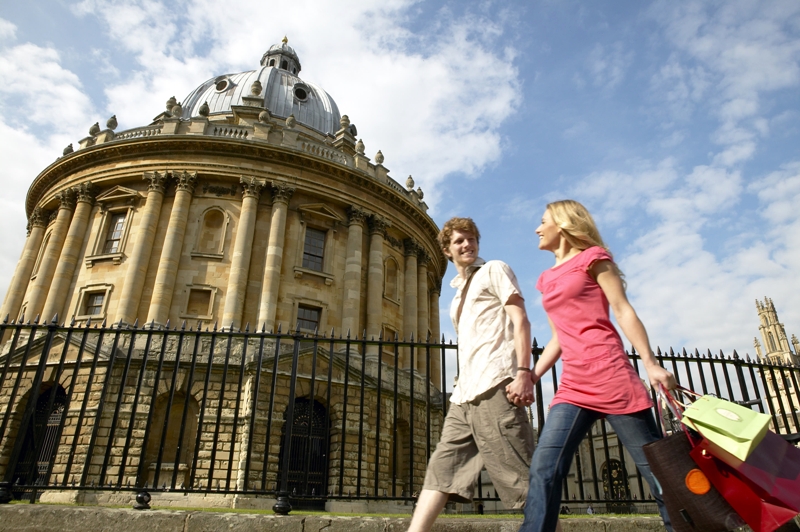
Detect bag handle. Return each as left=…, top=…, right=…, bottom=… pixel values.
left=656, top=385, right=702, bottom=446
left=454, top=266, right=479, bottom=384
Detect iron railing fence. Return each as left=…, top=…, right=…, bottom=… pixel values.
left=0, top=317, right=798, bottom=515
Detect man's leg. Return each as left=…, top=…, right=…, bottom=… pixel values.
left=407, top=490, right=450, bottom=532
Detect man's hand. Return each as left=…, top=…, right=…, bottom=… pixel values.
left=505, top=371, right=534, bottom=407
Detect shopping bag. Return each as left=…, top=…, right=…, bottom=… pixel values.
left=682, top=394, right=770, bottom=461
left=691, top=438, right=798, bottom=532
left=643, top=430, right=745, bottom=531
left=700, top=430, right=800, bottom=513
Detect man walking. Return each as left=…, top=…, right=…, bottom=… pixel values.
left=407, top=217, right=535, bottom=532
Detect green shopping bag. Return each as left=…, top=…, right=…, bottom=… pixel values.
left=682, top=394, right=771, bottom=462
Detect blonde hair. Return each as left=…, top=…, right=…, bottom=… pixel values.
left=438, top=217, right=480, bottom=261
left=546, top=200, right=625, bottom=282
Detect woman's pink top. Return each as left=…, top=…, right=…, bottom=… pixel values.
left=536, top=246, right=652, bottom=414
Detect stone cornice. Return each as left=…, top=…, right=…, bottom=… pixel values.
left=25, top=135, right=446, bottom=275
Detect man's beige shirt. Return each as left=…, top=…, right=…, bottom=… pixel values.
left=449, top=258, right=525, bottom=404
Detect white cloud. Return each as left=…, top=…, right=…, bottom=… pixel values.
left=71, top=0, right=521, bottom=213
left=586, top=42, right=634, bottom=91
left=0, top=18, right=16, bottom=41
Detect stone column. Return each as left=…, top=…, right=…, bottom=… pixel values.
left=42, top=182, right=97, bottom=322
left=416, top=252, right=430, bottom=372
left=115, top=172, right=168, bottom=324
left=257, top=183, right=294, bottom=332
left=0, top=208, right=47, bottom=321
left=25, top=189, right=76, bottom=320
left=146, top=171, right=197, bottom=326
left=222, top=177, right=264, bottom=329
left=403, top=239, right=419, bottom=338
left=340, top=205, right=367, bottom=336
left=365, top=216, right=388, bottom=348
left=429, top=280, right=442, bottom=387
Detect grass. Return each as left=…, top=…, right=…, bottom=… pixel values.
left=4, top=501, right=659, bottom=519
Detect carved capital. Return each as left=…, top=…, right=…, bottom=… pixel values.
left=73, top=181, right=97, bottom=204
left=173, top=170, right=198, bottom=193
left=417, top=249, right=430, bottom=266
left=404, top=238, right=422, bottom=257
left=431, top=278, right=442, bottom=295
left=56, top=188, right=76, bottom=211
left=144, top=171, right=168, bottom=193
left=28, top=207, right=47, bottom=229
left=240, top=176, right=265, bottom=199
left=368, top=215, right=389, bottom=235
left=271, top=182, right=295, bottom=204
left=347, top=205, right=368, bottom=226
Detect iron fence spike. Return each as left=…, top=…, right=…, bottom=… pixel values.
left=101, top=318, right=107, bottom=327
left=132, top=318, right=139, bottom=329
left=213, top=321, right=218, bottom=331
left=245, top=322, right=250, bottom=332
left=181, top=320, right=187, bottom=330
left=33, top=313, right=40, bottom=324
left=1, top=314, right=7, bottom=324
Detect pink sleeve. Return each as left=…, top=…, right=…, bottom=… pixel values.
left=582, top=246, right=614, bottom=272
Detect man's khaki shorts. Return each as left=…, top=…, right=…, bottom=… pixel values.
left=422, top=380, right=535, bottom=508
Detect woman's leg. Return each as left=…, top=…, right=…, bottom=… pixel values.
left=519, top=404, right=598, bottom=532
left=606, top=409, right=673, bottom=532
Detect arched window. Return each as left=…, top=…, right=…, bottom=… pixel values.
left=192, top=207, right=227, bottom=259
left=281, top=60, right=288, bottom=70
left=31, top=232, right=51, bottom=278
left=269, top=59, right=275, bottom=66
left=278, top=398, right=328, bottom=504
left=10, top=385, right=68, bottom=498
left=384, top=257, right=399, bottom=301
left=143, top=392, right=200, bottom=488
left=769, top=332, right=777, bottom=352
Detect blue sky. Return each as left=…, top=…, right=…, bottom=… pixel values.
left=0, top=0, right=799, bottom=364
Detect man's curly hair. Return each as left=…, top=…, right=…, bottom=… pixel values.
left=437, top=217, right=480, bottom=260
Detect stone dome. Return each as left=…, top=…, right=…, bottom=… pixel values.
left=179, top=38, right=341, bottom=135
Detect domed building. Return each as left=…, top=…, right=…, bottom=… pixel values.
left=0, top=39, right=447, bottom=510
left=1, top=36, right=444, bottom=350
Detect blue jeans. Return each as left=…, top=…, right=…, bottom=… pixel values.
left=519, top=403, right=673, bottom=532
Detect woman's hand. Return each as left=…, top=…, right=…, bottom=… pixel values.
left=505, top=371, right=534, bottom=407
left=645, top=362, right=677, bottom=391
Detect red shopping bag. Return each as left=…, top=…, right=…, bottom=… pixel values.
left=701, top=430, right=800, bottom=513
left=690, top=438, right=798, bottom=532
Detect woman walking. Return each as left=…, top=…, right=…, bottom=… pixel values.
left=513, top=200, right=676, bottom=532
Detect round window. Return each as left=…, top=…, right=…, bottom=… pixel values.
left=215, top=79, right=229, bottom=91
left=294, top=86, right=308, bottom=101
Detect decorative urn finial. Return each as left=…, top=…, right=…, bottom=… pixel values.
left=251, top=80, right=263, bottom=95
left=89, top=122, right=101, bottom=136
left=285, top=114, right=296, bottom=129
left=166, top=96, right=177, bottom=112
left=340, top=115, right=350, bottom=130
left=375, top=150, right=384, bottom=164
left=171, top=102, right=183, bottom=117
left=416, top=187, right=424, bottom=200
left=63, top=144, right=74, bottom=156
left=106, top=115, right=118, bottom=130
left=356, top=139, right=365, bottom=155
left=258, top=109, right=270, bottom=123
left=199, top=101, right=210, bottom=117
left=406, top=175, right=415, bottom=190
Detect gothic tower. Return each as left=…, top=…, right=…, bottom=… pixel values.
left=754, top=297, right=800, bottom=365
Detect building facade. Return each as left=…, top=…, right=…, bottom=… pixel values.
left=0, top=38, right=447, bottom=509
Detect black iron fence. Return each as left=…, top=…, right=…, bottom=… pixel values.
left=0, top=317, right=798, bottom=515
